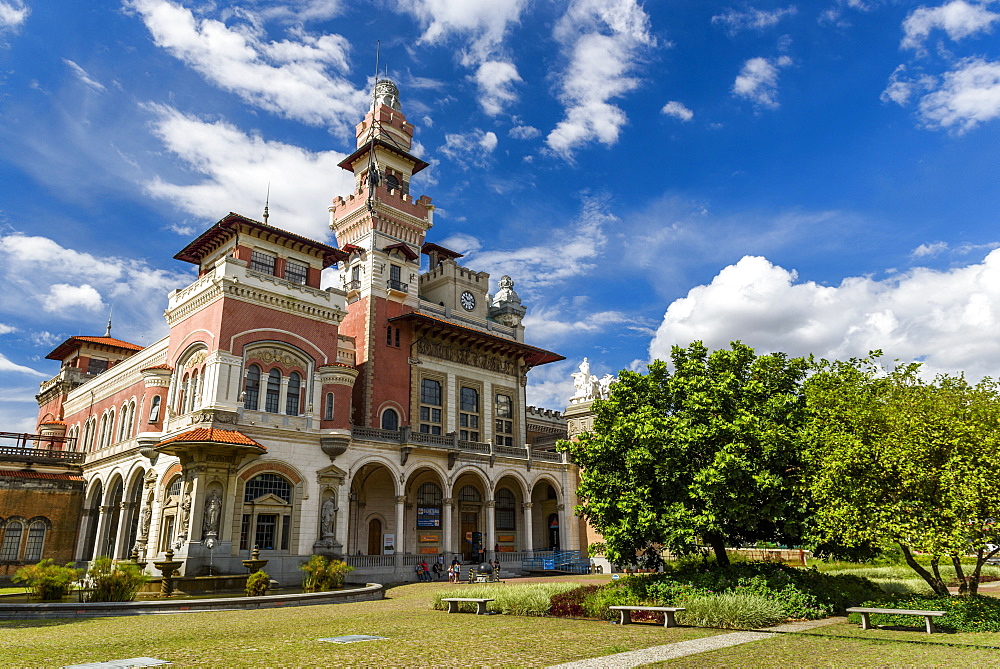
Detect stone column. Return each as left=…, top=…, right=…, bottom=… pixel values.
left=335, top=484, right=350, bottom=555
left=557, top=503, right=567, bottom=552
left=91, top=505, right=111, bottom=561
left=278, top=377, right=290, bottom=416
left=442, top=497, right=454, bottom=555
left=114, top=501, right=136, bottom=559
left=394, top=495, right=406, bottom=568
left=523, top=502, right=534, bottom=552
left=486, top=499, right=496, bottom=560
left=75, top=508, right=94, bottom=561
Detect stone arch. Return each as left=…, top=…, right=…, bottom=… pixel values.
left=79, top=477, right=104, bottom=561
left=348, top=460, right=399, bottom=555
left=491, top=468, right=530, bottom=499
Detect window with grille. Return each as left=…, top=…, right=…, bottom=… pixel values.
left=245, top=474, right=292, bottom=503
left=496, top=488, right=516, bottom=530
left=459, top=387, right=480, bottom=442
left=417, top=482, right=443, bottom=505
left=285, top=372, right=300, bottom=415
left=285, top=260, right=308, bottom=285
left=240, top=514, right=251, bottom=550
left=250, top=250, right=276, bottom=275
left=244, top=364, right=261, bottom=410
left=160, top=516, right=175, bottom=552
left=23, top=522, right=46, bottom=561
left=167, top=477, right=182, bottom=497
left=324, top=393, right=334, bottom=420
left=458, top=485, right=481, bottom=502
left=495, top=393, right=514, bottom=446
left=0, top=522, right=22, bottom=561
left=264, top=369, right=281, bottom=413
left=87, top=358, right=109, bottom=375
left=255, top=514, right=277, bottom=550
left=419, top=378, right=442, bottom=435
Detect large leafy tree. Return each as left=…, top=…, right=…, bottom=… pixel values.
left=562, top=341, right=811, bottom=568
left=803, top=355, right=1000, bottom=596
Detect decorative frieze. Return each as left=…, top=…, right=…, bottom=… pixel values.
left=415, top=339, right=517, bottom=376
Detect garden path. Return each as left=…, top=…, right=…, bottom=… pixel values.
left=545, top=617, right=845, bottom=668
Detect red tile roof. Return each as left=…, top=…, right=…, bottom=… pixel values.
left=0, top=470, right=84, bottom=482
left=46, top=335, right=144, bottom=361
left=158, top=428, right=265, bottom=450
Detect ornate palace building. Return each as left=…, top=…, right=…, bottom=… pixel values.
left=21, top=80, right=576, bottom=584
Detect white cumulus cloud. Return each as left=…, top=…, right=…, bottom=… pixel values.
left=42, top=283, right=104, bottom=314
left=917, top=57, right=1000, bottom=132
left=0, top=0, right=28, bottom=33
left=509, top=125, right=541, bottom=139
left=440, top=129, right=498, bottom=168
left=125, top=0, right=368, bottom=134
left=661, top=100, right=694, bottom=121
left=546, top=0, right=655, bottom=158
left=0, top=353, right=46, bottom=377
left=396, top=0, right=528, bottom=115
left=733, top=55, right=793, bottom=108
left=143, top=104, right=349, bottom=240
left=901, top=0, right=1000, bottom=51
left=650, top=251, right=1000, bottom=381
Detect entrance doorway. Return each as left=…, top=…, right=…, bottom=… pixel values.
left=461, top=512, right=479, bottom=561
left=367, top=518, right=382, bottom=555
left=548, top=514, right=560, bottom=550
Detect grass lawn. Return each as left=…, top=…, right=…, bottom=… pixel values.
left=652, top=632, right=1000, bottom=667
left=0, top=580, right=717, bottom=667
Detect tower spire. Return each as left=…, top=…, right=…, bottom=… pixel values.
left=263, top=182, right=270, bottom=224
left=104, top=306, right=113, bottom=337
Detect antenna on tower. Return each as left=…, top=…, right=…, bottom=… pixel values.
left=366, top=41, right=382, bottom=214
left=104, top=305, right=113, bottom=337
left=263, top=182, right=271, bottom=224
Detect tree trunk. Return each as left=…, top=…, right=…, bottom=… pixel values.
left=707, top=534, right=730, bottom=568
left=969, top=546, right=1000, bottom=597
left=900, top=544, right=950, bottom=596
left=952, top=556, right=967, bottom=595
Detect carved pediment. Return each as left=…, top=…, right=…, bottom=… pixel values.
left=249, top=493, right=290, bottom=506
left=316, top=464, right=347, bottom=484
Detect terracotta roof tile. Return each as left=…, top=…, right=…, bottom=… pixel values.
left=158, top=428, right=265, bottom=450
left=45, top=335, right=143, bottom=361
left=0, top=470, right=84, bottom=482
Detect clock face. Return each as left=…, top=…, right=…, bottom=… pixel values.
left=461, top=291, right=476, bottom=311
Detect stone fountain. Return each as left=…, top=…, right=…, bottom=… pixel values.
left=153, top=549, right=184, bottom=597
left=241, top=547, right=268, bottom=575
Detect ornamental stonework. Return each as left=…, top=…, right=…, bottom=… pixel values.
left=251, top=347, right=308, bottom=369
left=415, top=339, right=517, bottom=376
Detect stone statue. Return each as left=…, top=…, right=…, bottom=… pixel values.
left=321, top=497, right=338, bottom=538
left=492, top=275, right=521, bottom=306
left=570, top=359, right=617, bottom=403
left=203, top=490, right=222, bottom=536
left=138, top=503, right=152, bottom=540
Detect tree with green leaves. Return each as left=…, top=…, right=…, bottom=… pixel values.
left=803, top=354, right=1000, bottom=596
left=562, top=341, right=811, bottom=568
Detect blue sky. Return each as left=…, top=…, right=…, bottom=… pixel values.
left=2, top=0, right=1000, bottom=431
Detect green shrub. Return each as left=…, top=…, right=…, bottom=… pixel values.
left=13, top=560, right=80, bottom=601
left=85, top=557, right=146, bottom=602
left=849, top=594, right=1000, bottom=633
left=872, top=578, right=933, bottom=596
left=245, top=570, right=270, bottom=597
left=300, top=555, right=353, bottom=592
left=677, top=592, right=787, bottom=629
left=549, top=585, right=603, bottom=617
left=735, top=574, right=829, bottom=619
left=431, top=583, right=577, bottom=615
left=583, top=584, right=642, bottom=620
left=644, top=581, right=711, bottom=606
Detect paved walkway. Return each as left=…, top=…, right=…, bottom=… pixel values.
left=546, top=617, right=845, bottom=668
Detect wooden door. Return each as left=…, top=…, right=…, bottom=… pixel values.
left=368, top=518, right=382, bottom=555
left=461, top=512, right=478, bottom=561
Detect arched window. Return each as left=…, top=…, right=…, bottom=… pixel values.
left=0, top=521, right=23, bottom=561
left=23, top=521, right=47, bottom=562
left=244, top=364, right=261, bottom=410
left=167, top=476, right=183, bottom=497
left=386, top=173, right=400, bottom=191
left=458, top=485, right=481, bottom=503
left=324, top=393, right=334, bottom=421
left=148, top=396, right=162, bottom=423
left=264, top=369, right=281, bottom=413
left=381, top=408, right=399, bottom=431
left=285, top=372, right=301, bottom=416
left=417, top=482, right=442, bottom=505
left=178, top=373, right=189, bottom=414
left=496, top=488, right=516, bottom=531
left=243, top=474, right=293, bottom=552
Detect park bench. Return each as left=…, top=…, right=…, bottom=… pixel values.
left=441, top=597, right=494, bottom=615
left=608, top=605, right=685, bottom=628
left=846, top=607, right=947, bottom=634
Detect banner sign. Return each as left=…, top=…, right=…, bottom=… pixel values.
left=417, top=506, right=441, bottom=527
left=382, top=533, right=395, bottom=555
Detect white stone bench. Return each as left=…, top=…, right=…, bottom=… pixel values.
left=846, top=607, right=947, bottom=634
left=609, top=605, right=685, bottom=628
left=441, top=597, right=495, bottom=615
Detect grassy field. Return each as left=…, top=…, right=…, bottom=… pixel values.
left=0, top=580, right=716, bottom=667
